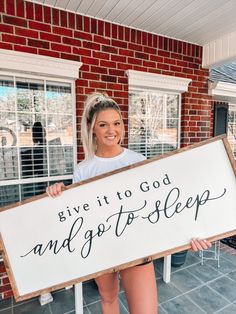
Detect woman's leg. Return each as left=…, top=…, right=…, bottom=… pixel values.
left=120, top=262, right=158, bottom=314
left=95, top=272, right=120, bottom=314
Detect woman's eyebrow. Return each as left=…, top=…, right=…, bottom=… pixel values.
left=96, top=120, right=107, bottom=123
left=97, top=119, right=122, bottom=123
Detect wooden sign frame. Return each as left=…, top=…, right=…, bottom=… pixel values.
left=0, top=135, right=236, bottom=301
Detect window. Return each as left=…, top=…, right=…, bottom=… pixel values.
left=0, top=74, right=75, bottom=207
left=208, top=80, right=236, bottom=159
left=128, top=91, right=180, bottom=157
left=228, top=103, right=236, bottom=159
left=0, top=50, right=81, bottom=208
left=126, top=70, right=191, bottom=158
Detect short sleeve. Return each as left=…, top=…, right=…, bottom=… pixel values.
left=73, top=165, right=81, bottom=183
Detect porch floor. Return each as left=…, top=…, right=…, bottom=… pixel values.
left=0, top=243, right=236, bottom=314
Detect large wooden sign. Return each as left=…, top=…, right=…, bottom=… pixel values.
left=0, top=136, right=236, bottom=301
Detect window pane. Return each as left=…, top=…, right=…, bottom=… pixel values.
left=128, top=91, right=179, bottom=158
left=18, top=113, right=46, bottom=147
left=0, top=110, right=18, bottom=180
left=167, top=95, right=179, bottom=118
left=21, top=181, right=47, bottom=200
left=0, top=76, right=15, bottom=111
left=64, top=146, right=73, bottom=174
left=0, top=184, right=19, bottom=207
left=20, top=146, right=48, bottom=178
left=164, top=119, right=178, bottom=143
left=47, top=114, right=73, bottom=145
left=49, top=146, right=66, bottom=176
left=228, top=104, right=236, bottom=159
left=0, top=147, right=18, bottom=180
left=16, top=78, right=45, bottom=113
left=0, top=112, right=17, bottom=146
left=46, top=81, right=72, bottom=113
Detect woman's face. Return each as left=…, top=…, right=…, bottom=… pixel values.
left=93, top=109, right=124, bottom=150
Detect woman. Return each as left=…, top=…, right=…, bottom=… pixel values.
left=47, top=92, right=211, bottom=314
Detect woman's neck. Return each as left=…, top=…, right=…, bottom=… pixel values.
left=96, top=145, right=123, bottom=158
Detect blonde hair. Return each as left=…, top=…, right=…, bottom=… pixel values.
left=81, top=92, right=124, bottom=159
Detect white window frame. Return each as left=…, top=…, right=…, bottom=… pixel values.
left=126, top=70, right=192, bottom=152
left=227, top=103, right=236, bottom=159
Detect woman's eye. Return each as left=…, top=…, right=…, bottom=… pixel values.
left=115, top=121, right=121, bottom=126
left=99, top=123, right=106, bottom=127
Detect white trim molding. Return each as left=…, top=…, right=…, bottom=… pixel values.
left=0, top=49, right=82, bottom=79
left=203, top=30, right=236, bottom=69
left=126, top=70, right=191, bottom=93
left=209, top=80, right=236, bottom=102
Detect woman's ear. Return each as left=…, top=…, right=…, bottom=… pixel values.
left=121, top=120, right=125, bottom=143
left=91, top=125, right=96, bottom=137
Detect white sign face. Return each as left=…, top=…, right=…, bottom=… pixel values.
left=0, top=137, right=236, bottom=300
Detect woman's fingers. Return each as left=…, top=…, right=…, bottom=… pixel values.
left=48, top=183, right=61, bottom=197
left=55, top=182, right=64, bottom=196
left=46, top=182, right=65, bottom=197
left=202, top=239, right=212, bottom=249
left=191, top=238, right=202, bottom=252
left=191, top=238, right=212, bottom=252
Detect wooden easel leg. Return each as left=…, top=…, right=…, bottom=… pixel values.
left=74, top=283, right=83, bottom=314
left=163, top=255, right=171, bottom=283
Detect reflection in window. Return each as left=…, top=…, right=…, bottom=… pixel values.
left=0, top=184, right=19, bottom=207
left=0, top=75, right=74, bottom=207
left=128, top=91, right=180, bottom=158
left=228, top=104, right=236, bottom=159
left=17, top=78, right=45, bottom=113
left=47, top=81, right=72, bottom=113
left=0, top=147, right=18, bottom=180
left=0, top=76, right=15, bottom=111
left=21, top=181, right=47, bottom=201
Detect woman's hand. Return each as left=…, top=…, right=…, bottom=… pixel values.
left=190, top=238, right=212, bottom=252
left=46, top=182, right=65, bottom=198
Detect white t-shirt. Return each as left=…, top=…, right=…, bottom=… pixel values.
left=73, top=148, right=145, bottom=183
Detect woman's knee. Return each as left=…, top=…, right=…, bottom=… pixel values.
left=97, top=282, right=119, bottom=304
left=95, top=274, right=120, bottom=304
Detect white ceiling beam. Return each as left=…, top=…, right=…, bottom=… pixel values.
left=203, top=30, right=236, bottom=69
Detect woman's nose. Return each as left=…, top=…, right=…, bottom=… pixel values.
left=107, top=124, right=115, bottom=132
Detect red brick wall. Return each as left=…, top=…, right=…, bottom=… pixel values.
left=0, top=261, right=12, bottom=299
left=0, top=0, right=213, bottom=299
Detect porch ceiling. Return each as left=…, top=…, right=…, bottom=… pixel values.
left=28, top=0, right=236, bottom=46
left=27, top=1, right=236, bottom=68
